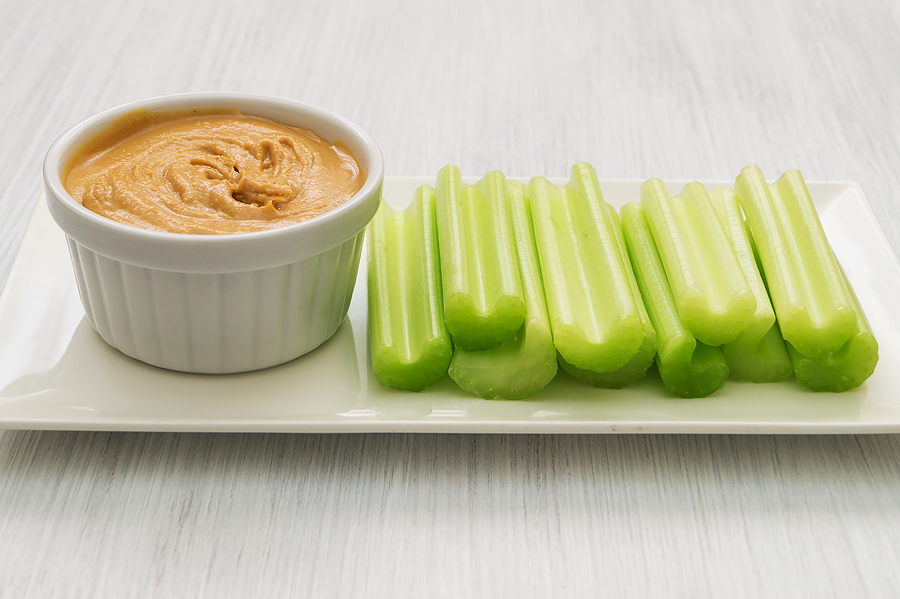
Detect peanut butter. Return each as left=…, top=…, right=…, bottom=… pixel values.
left=64, top=109, right=366, bottom=234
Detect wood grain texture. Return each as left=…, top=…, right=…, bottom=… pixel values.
left=1, top=0, right=900, bottom=596
left=2, top=432, right=900, bottom=597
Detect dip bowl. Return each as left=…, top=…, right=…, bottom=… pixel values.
left=43, top=92, right=384, bottom=374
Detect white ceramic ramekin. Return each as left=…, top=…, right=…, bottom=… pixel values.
left=43, top=92, right=383, bottom=374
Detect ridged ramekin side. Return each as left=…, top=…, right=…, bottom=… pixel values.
left=65, top=230, right=365, bottom=374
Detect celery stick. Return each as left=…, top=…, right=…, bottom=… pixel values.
left=435, top=166, right=525, bottom=351
left=448, top=180, right=557, bottom=399
left=367, top=186, right=452, bottom=391
left=558, top=335, right=656, bottom=389
left=709, top=187, right=793, bottom=383
left=620, top=202, right=729, bottom=398
left=640, top=179, right=756, bottom=346
left=528, top=163, right=644, bottom=373
left=788, top=259, right=878, bottom=392
left=559, top=204, right=657, bottom=388
left=734, top=166, right=857, bottom=357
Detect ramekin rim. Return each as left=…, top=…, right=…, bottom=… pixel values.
left=42, top=91, right=385, bottom=246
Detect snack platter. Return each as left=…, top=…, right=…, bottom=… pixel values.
left=1, top=177, right=898, bottom=433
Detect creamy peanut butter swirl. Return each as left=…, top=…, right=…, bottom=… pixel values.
left=64, top=109, right=366, bottom=234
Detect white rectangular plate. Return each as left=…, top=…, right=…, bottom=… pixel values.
left=1, top=177, right=898, bottom=433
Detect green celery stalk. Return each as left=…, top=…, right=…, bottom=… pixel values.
left=709, top=187, right=793, bottom=383
left=620, top=202, right=729, bottom=398
left=435, top=166, right=526, bottom=351
left=734, top=166, right=857, bottom=357
left=367, top=186, right=452, bottom=391
left=448, top=180, right=557, bottom=399
left=528, top=162, right=644, bottom=373
left=788, top=259, right=878, bottom=392
left=559, top=204, right=657, bottom=388
left=640, top=179, right=756, bottom=346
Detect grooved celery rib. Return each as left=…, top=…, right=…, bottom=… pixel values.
left=709, top=187, right=793, bottom=383
left=367, top=186, right=452, bottom=392
left=449, top=180, right=557, bottom=399
left=528, top=162, right=643, bottom=373
left=435, top=166, right=525, bottom=351
left=620, top=202, right=729, bottom=398
left=734, top=166, right=857, bottom=358
left=787, top=259, right=878, bottom=392
left=559, top=204, right=657, bottom=388
left=640, top=179, right=756, bottom=347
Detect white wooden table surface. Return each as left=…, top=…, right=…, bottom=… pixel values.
left=2, top=0, right=899, bottom=596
